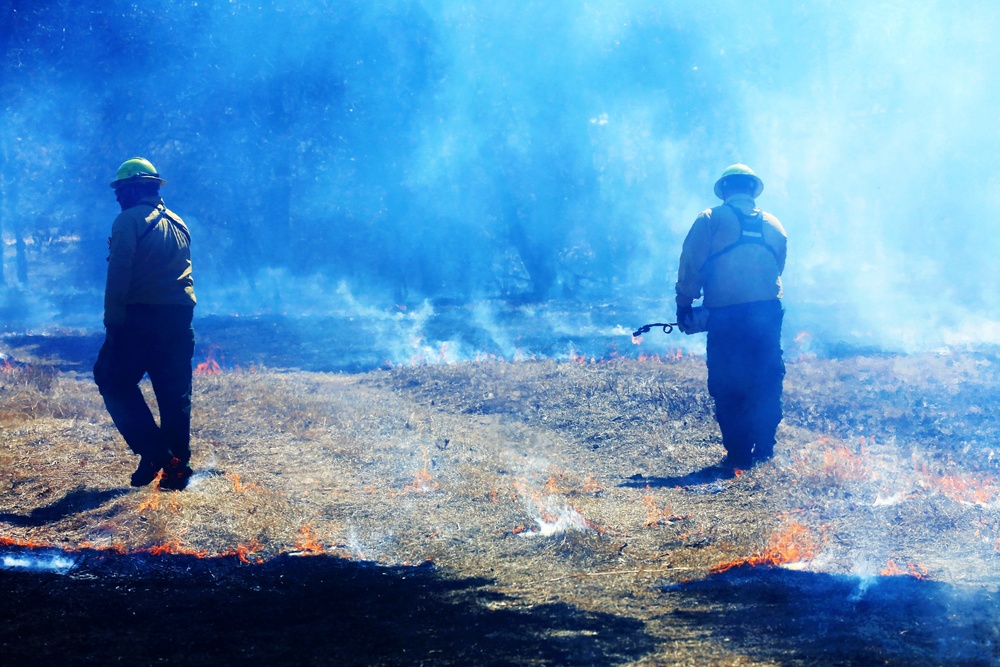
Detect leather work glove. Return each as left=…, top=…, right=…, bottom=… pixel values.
left=676, top=305, right=693, bottom=334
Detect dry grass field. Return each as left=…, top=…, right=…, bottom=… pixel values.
left=2, top=325, right=1000, bottom=665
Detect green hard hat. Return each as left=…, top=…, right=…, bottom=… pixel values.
left=110, top=157, right=166, bottom=189
left=714, top=163, right=763, bottom=199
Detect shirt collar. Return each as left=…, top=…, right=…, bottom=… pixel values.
left=723, top=193, right=757, bottom=213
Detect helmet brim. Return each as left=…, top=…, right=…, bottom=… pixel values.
left=714, top=174, right=763, bottom=200
left=110, top=174, right=167, bottom=189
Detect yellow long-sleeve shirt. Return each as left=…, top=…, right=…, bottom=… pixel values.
left=104, top=196, right=196, bottom=327
left=675, top=194, right=786, bottom=309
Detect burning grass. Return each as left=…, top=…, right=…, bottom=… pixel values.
left=3, top=341, right=1000, bottom=664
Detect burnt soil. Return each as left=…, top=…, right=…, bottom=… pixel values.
left=2, top=321, right=1000, bottom=666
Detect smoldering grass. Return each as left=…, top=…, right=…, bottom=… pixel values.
left=3, top=350, right=1000, bottom=663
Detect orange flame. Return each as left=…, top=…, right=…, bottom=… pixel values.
left=881, top=558, right=928, bottom=579
left=194, top=346, right=223, bottom=375
left=403, top=447, right=439, bottom=493
left=0, top=536, right=54, bottom=549
left=139, top=540, right=208, bottom=558
left=220, top=540, right=265, bottom=564
left=822, top=444, right=868, bottom=481
left=229, top=473, right=263, bottom=494
left=919, top=469, right=998, bottom=505
left=137, top=489, right=162, bottom=512
left=294, top=525, right=326, bottom=555
left=711, top=521, right=823, bottom=574
left=642, top=494, right=684, bottom=527
left=636, top=348, right=685, bottom=363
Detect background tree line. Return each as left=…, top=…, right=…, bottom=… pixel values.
left=1, top=0, right=752, bottom=317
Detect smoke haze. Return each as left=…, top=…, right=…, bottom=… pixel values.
left=2, top=1, right=999, bottom=357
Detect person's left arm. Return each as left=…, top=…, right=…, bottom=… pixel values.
left=104, top=213, right=137, bottom=328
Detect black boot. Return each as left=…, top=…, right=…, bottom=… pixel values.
left=159, top=457, right=193, bottom=491
left=130, top=454, right=168, bottom=487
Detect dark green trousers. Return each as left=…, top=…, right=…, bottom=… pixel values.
left=94, top=304, right=195, bottom=465
left=706, top=299, right=785, bottom=466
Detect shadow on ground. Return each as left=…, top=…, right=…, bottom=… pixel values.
left=621, top=465, right=737, bottom=490
left=663, top=566, right=1000, bottom=667
left=1, top=548, right=656, bottom=666
left=0, top=487, right=130, bottom=527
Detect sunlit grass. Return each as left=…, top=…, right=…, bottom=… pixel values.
left=3, top=350, right=1000, bottom=662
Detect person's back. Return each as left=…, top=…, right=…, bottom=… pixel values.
left=95, top=158, right=197, bottom=490
left=675, top=164, right=787, bottom=470
left=105, top=196, right=194, bottom=325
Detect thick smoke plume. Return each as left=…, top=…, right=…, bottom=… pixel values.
left=2, top=2, right=1000, bottom=354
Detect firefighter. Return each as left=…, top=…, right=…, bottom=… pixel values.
left=94, top=158, right=197, bottom=490
left=675, top=164, right=787, bottom=470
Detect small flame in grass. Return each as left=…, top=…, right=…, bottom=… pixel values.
left=918, top=468, right=999, bottom=505
left=636, top=349, right=686, bottom=363
left=293, top=525, right=326, bottom=555
left=711, top=521, right=824, bottom=574
left=229, top=473, right=263, bottom=494
left=822, top=444, right=868, bottom=481
left=138, top=539, right=208, bottom=558
left=0, top=536, right=262, bottom=566
left=792, top=436, right=871, bottom=482
left=643, top=494, right=685, bottom=527
left=545, top=472, right=569, bottom=495
left=220, top=540, right=266, bottom=564
left=194, top=346, right=223, bottom=375
left=880, top=558, right=929, bottom=579
left=403, top=447, right=439, bottom=493
left=137, top=489, right=161, bottom=513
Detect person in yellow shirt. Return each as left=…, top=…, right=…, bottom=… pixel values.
left=94, top=158, right=197, bottom=490
left=675, top=164, right=787, bottom=471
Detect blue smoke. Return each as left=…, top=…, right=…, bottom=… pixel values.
left=2, top=1, right=999, bottom=353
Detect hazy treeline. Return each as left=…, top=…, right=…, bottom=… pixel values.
left=0, top=1, right=776, bottom=308
left=4, top=2, right=1000, bottom=350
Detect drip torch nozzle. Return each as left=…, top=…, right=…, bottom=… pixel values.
left=632, top=322, right=677, bottom=337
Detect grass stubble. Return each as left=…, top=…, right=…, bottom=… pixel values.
left=2, top=347, right=1000, bottom=665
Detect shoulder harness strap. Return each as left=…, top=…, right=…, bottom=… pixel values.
left=137, top=204, right=191, bottom=244
left=703, top=204, right=778, bottom=266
